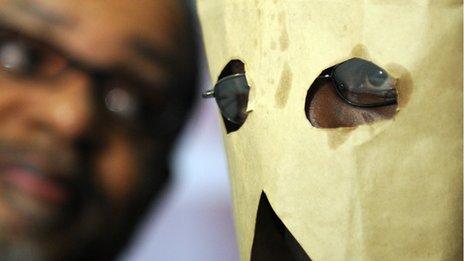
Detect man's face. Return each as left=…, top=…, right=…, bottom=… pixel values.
left=0, top=0, right=191, bottom=259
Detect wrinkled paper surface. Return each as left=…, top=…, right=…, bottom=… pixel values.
left=197, top=0, right=463, bottom=260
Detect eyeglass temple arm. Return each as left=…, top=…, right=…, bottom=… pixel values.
left=202, top=89, right=215, bottom=98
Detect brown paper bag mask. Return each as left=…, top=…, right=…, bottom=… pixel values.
left=197, top=1, right=462, bottom=260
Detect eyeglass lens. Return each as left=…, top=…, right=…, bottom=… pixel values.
left=214, top=74, right=250, bottom=125
left=332, top=58, right=397, bottom=106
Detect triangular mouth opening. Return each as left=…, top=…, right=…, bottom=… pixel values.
left=251, top=191, right=311, bottom=261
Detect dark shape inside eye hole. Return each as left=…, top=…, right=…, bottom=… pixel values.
left=216, top=60, right=249, bottom=133
left=218, top=59, right=245, bottom=80
left=251, top=192, right=311, bottom=261
left=305, top=58, right=398, bottom=128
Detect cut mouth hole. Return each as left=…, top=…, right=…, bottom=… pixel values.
left=216, top=60, right=249, bottom=133
left=251, top=192, right=311, bottom=261
left=305, top=58, right=398, bottom=128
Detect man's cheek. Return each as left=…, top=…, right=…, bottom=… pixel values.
left=94, top=133, right=139, bottom=205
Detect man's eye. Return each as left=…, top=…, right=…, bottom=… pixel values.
left=334, top=58, right=394, bottom=91
left=0, top=36, right=68, bottom=79
left=366, top=66, right=388, bottom=87
left=332, top=58, right=397, bottom=106
left=103, top=81, right=140, bottom=120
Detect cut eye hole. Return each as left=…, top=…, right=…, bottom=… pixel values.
left=305, top=58, right=398, bottom=128
left=203, top=60, right=250, bottom=133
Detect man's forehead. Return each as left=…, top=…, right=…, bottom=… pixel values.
left=0, top=0, right=185, bottom=86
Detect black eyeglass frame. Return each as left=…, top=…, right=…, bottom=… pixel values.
left=317, top=60, right=398, bottom=108
left=202, top=73, right=249, bottom=125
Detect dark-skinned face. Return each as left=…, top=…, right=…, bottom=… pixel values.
left=0, top=0, right=195, bottom=260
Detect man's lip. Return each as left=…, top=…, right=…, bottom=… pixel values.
left=1, top=165, right=72, bottom=206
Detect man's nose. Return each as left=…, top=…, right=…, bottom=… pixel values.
left=24, top=72, right=94, bottom=140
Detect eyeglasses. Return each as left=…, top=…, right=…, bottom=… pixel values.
left=202, top=73, right=250, bottom=126
left=317, top=57, right=397, bottom=107
left=202, top=58, right=397, bottom=128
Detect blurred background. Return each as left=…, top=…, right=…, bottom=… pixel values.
left=120, top=59, right=239, bottom=261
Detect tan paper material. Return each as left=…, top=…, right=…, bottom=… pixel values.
left=197, top=0, right=463, bottom=260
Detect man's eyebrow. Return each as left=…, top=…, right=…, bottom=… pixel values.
left=11, top=0, right=75, bottom=28
left=126, top=37, right=180, bottom=88
left=129, top=38, right=176, bottom=69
